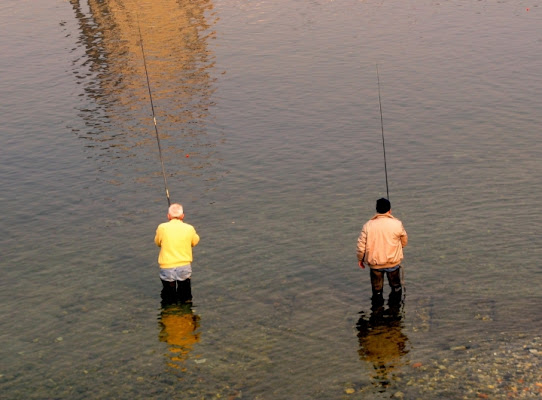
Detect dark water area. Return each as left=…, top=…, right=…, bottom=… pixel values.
left=1, top=0, right=541, bottom=398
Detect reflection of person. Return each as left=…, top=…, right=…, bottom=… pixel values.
left=356, top=302, right=409, bottom=390
left=155, top=203, right=200, bottom=304
left=356, top=198, right=408, bottom=305
left=159, top=304, right=201, bottom=369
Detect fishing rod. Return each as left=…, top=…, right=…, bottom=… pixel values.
left=376, top=64, right=389, bottom=200
left=376, top=66, right=405, bottom=294
left=137, top=22, right=171, bottom=206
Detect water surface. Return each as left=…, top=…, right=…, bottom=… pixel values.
left=1, top=0, right=541, bottom=398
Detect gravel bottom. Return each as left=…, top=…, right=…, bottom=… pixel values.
left=391, top=333, right=541, bottom=399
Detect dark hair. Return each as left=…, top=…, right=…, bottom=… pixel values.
left=376, top=198, right=391, bottom=214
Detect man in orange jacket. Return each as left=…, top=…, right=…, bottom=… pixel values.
left=357, top=198, right=408, bottom=305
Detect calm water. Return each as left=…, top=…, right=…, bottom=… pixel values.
left=1, top=0, right=541, bottom=398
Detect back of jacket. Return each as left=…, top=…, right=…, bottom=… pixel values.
left=357, top=213, right=408, bottom=269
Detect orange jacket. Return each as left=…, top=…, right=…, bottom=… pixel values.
left=357, top=213, right=408, bottom=269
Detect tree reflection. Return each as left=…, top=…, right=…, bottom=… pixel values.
left=67, top=0, right=221, bottom=188
left=158, top=303, right=201, bottom=371
left=356, top=295, right=410, bottom=391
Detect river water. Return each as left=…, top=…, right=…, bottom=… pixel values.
left=1, top=0, right=541, bottom=399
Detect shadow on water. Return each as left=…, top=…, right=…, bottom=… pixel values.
left=158, top=301, right=201, bottom=371
left=356, top=293, right=410, bottom=393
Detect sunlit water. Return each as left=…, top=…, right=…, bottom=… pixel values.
left=1, top=0, right=541, bottom=398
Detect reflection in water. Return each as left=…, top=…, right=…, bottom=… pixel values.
left=67, top=0, right=220, bottom=187
left=158, top=303, right=201, bottom=370
left=356, top=296, right=410, bottom=392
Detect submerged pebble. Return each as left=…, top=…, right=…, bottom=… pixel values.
left=402, top=334, right=541, bottom=399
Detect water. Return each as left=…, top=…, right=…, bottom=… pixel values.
left=1, top=0, right=541, bottom=398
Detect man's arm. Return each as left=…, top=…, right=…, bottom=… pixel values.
left=357, top=227, right=367, bottom=269
left=154, top=226, right=162, bottom=247
left=192, top=231, right=200, bottom=247
left=400, top=224, right=408, bottom=248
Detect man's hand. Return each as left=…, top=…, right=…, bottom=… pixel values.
left=358, top=260, right=365, bottom=269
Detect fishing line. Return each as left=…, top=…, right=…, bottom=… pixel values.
left=137, top=21, right=171, bottom=206
left=376, top=64, right=389, bottom=200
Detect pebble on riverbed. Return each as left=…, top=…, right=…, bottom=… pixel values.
left=404, top=334, right=541, bottom=399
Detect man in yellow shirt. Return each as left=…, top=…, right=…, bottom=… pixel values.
left=155, top=203, right=200, bottom=304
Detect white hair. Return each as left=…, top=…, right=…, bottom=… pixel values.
left=168, top=203, right=184, bottom=218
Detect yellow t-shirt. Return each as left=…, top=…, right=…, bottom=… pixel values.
left=155, top=219, right=200, bottom=269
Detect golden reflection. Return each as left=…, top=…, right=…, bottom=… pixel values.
left=68, top=0, right=218, bottom=180
left=158, top=303, right=201, bottom=370
left=356, top=298, right=410, bottom=391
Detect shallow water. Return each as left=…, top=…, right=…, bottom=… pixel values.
left=1, top=0, right=541, bottom=398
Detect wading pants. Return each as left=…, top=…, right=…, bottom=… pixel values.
left=161, top=278, right=192, bottom=304
left=370, top=267, right=402, bottom=303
